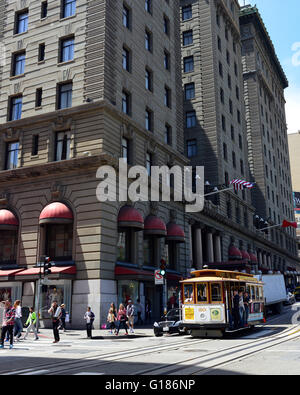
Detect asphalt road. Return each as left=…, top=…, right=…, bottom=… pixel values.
left=0, top=302, right=300, bottom=376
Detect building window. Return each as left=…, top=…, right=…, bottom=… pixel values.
left=117, top=231, right=132, bottom=262
left=186, top=111, right=196, bottom=128
left=220, top=87, right=224, bottom=104
left=15, top=11, right=28, bottom=34
left=122, top=90, right=130, bottom=115
left=58, top=83, right=72, bottom=109
left=182, top=5, right=192, bottom=21
left=163, top=15, right=170, bottom=35
left=123, top=4, right=130, bottom=29
left=185, top=82, right=195, bottom=100
left=164, top=86, right=171, bottom=108
left=5, top=142, right=19, bottom=170
left=145, top=29, right=152, bottom=52
left=223, top=143, right=228, bottom=161
left=183, top=56, right=194, bottom=73
left=164, top=50, right=170, bottom=70
left=32, top=135, right=39, bottom=156
left=165, top=124, right=172, bottom=145
left=41, top=1, right=48, bottom=18
left=45, top=223, right=73, bottom=261
left=221, top=115, right=226, bottom=132
left=9, top=96, right=22, bottom=121
left=38, top=43, right=45, bottom=62
left=122, top=46, right=130, bottom=72
left=145, top=0, right=152, bottom=13
left=145, top=67, right=153, bottom=91
left=35, top=88, right=43, bottom=107
left=145, top=108, right=153, bottom=131
left=62, top=0, right=76, bottom=18
left=12, top=52, right=25, bottom=76
left=232, top=151, right=236, bottom=168
left=187, top=139, right=197, bottom=157
left=183, top=30, right=193, bottom=46
left=146, top=152, right=152, bottom=175
left=121, top=137, right=129, bottom=162
left=60, top=36, right=74, bottom=62
left=55, top=131, right=71, bottom=161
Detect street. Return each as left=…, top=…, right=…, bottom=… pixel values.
left=0, top=302, right=300, bottom=376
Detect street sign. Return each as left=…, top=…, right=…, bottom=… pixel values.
left=154, top=269, right=164, bottom=285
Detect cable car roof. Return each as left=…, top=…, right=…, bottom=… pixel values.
left=181, top=269, right=262, bottom=284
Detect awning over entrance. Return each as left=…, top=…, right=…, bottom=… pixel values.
left=228, top=245, right=243, bottom=260
left=118, top=205, right=144, bottom=230
left=249, top=253, right=258, bottom=264
left=0, top=209, right=19, bottom=230
left=144, top=215, right=167, bottom=237
left=166, top=222, right=185, bottom=243
left=15, top=266, right=76, bottom=280
left=115, top=265, right=183, bottom=282
left=39, top=202, right=73, bottom=224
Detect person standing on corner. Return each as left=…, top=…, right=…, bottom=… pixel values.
left=84, top=306, right=95, bottom=339
left=59, top=304, right=67, bottom=332
left=0, top=300, right=16, bottom=349
left=48, top=301, right=62, bottom=343
left=126, top=300, right=135, bottom=334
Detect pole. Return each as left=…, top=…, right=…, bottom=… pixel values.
left=258, top=223, right=282, bottom=232
left=163, top=277, right=168, bottom=315
left=202, top=186, right=234, bottom=198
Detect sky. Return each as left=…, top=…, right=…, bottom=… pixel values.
left=238, top=0, right=300, bottom=134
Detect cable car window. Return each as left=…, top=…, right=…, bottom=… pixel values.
left=210, top=283, right=222, bottom=302
left=183, top=284, right=194, bottom=304
left=196, top=283, right=207, bottom=303
left=250, top=286, right=255, bottom=300
left=255, top=286, right=259, bottom=300
left=258, top=286, right=263, bottom=301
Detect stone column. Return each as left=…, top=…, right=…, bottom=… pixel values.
left=194, top=227, right=203, bottom=269
left=206, top=228, right=214, bottom=263
left=214, top=232, right=222, bottom=263
left=263, top=253, right=267, bottom=269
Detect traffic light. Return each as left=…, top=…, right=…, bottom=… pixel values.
left=160, top=259, right=166, bottom=276
left=44, top=256, right=52, bottom=276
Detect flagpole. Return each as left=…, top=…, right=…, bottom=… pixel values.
left=203, top=186, right=234, bottom=198
left=258, top=223, right=282, bottom=232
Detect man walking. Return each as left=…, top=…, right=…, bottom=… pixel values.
left=0, top=300, right=16, bottom=349
left=23, top=307, right=39, bottom=340
left=48, top=301, right=62, bottom=343
left=84, top=306, right=95, bottom=338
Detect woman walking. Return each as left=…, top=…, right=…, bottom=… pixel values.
left=13, top=300, right=23, bottom=341
left=107, top=307, right=116, bottom=334
left=115, top=304, right=128, bottom=336
left=23, top=307, right=39, bottom=340
left=0, top=300, right=16, bottom=349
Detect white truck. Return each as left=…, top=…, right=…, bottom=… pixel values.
left=255, top=274, right=287, bottom=314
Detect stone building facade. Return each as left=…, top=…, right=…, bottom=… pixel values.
left=0, top=0, right=191, bottom=327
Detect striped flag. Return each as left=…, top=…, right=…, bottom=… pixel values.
left=230, top=179, right=254, bottom=190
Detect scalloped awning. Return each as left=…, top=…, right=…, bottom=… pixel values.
left=118, top=206, right=144, bottom=230
left=39, top=202, right=73, bottom=224
left=0, top=209, right=19, bottom=230
left=144, top=215, right=167, bottom=237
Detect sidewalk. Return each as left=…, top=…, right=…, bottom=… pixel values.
left=33, top=325, right=155, bottom=340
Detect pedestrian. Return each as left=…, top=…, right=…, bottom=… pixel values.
left=0, top=300, right=16, bottom=349
left=110, top=302, right=117, bottom=317
left=145, top=299, right=151, bottom=323
left=13, top=300, right=23, bottom=341
left=115, top=304, right=128, bottom=336
left=84, top=307, right=95, bottom=338
left=243, top=291, right=251, bottom=327
left=238, top=290, right=245, bottom=328
left=48, top=301, right=62, bottom=343
left=107, top=307, right=116, bottom=334
left=126, top=300, right=135, bottom=333
left=23, top=307, right=39, bottom=340
left=135, top=299, right=144, bottom=325
left=232, top=290, right=240, bottom=329
left=59, top=304, right=67, bottom=332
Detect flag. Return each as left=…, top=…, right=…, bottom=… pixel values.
left=230, top=179, right=254, bottom=190
left=282, top=220, right=297, bottom=229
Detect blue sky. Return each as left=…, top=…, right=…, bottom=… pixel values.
left=239, top=0, right=300, bottom=134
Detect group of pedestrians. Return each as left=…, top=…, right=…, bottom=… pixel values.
left=232, top=290, right=252, bottom=329
left=106, top=299, right=142, bottom=336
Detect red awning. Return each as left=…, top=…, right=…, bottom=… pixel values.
left=249, top=253, right=258, bottom=263
left=241, top=250, right=250, bottom=261
left=115, top=266, right=182, bottom=282
left=15, top=266, right=76, bottom=278
left=228, top=246, right=242, bottom=260
left=0, top=269, right=24, bottom=276
left=118, top=206, right=144, bottom=230
left=166, top=222, right=185, bottom=243
left=144, top=215, right=167, bottom=237
left=39, top=202, right=73, bottom=224
left=0, top=209, right=19, bottom=230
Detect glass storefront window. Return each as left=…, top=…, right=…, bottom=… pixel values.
left=117, top=280, right=139, bottom=308
left=167, top=285, right=179, bottom=309
left=36, top=280, right=72, bottom=319
left=0, top=287, right=12, bottom=302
